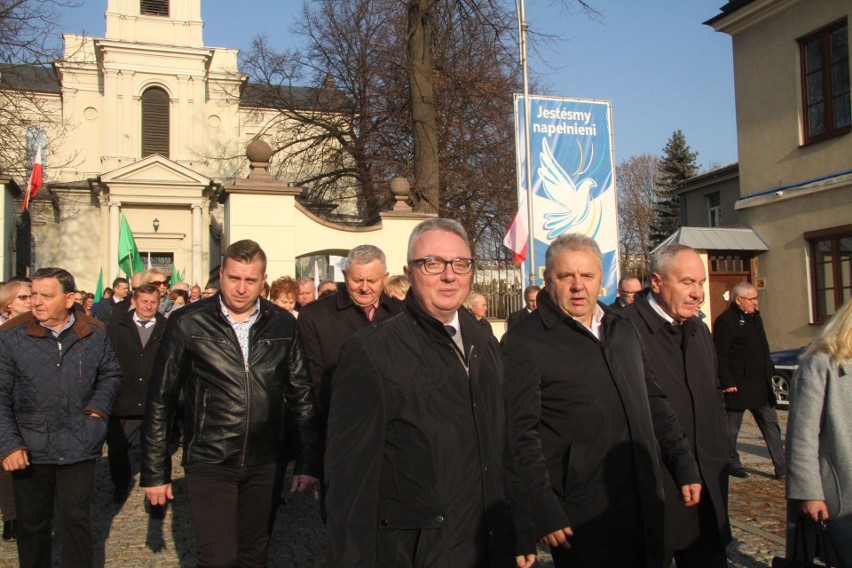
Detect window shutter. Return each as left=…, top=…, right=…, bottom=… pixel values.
left=142, top=87, right=170, bottom=158
left=140, top=0, right=169, bottom=17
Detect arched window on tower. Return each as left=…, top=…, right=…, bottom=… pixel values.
left=140, top=0, right=168, bottom=17
left=141, top=87, right=169, bottom=158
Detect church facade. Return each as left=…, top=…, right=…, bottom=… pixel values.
left=0, top=0, right=403, bottom=289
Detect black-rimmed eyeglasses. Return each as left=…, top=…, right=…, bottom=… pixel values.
left=408, top=257, right=474, bottom=275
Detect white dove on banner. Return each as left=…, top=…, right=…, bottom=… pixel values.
left=536, top=138, right=603, bottom=240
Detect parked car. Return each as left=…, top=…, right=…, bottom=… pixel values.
left=769, top=347, right=805, bottom=409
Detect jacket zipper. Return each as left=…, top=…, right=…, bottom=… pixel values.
left=450, top=343, right=472, bottom=376
left=240, top=330, right=252, bottom=467
left=198, top=390, right=209, bottom=440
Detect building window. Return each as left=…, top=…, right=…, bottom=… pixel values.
left=799, top=20, right=851, bottom=144
left=707, top=192, right=721, bottom=227
left=141, top=87, right=169, bottom=158
left=805, top=225, right=851, bottom=322
left=140, top=252, right=175, bottom=274
left=140, top=0, right=168, bottom=17
left=709, top=253, right=749, bottom=274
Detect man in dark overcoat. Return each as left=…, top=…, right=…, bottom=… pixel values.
left=622, top=244, right=731, bottom=568
left=505, top=285, right=540, bottom=330
left=503, top=234, right=702, bottom=568
left=713, top=281, right=785, bottom=479
left=106, top=283, right=167, bottom=503
left=297, top=244, right=403, bottom=420
left=325, top=218, right=535, bottom=568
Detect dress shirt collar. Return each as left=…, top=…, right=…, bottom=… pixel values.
left=648, top=293, right=676, bottom=325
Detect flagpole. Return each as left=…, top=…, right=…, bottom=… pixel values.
left=517, top=0, right=537, bottom=285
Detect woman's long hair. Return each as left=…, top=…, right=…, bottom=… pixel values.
left=803, top=298, right=852, bottom=362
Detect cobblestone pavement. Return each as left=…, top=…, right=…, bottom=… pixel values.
left=0, top=412, right=788, bottom=567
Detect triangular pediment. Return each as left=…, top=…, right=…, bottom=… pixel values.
left=99, top=154, right=212, bottom=186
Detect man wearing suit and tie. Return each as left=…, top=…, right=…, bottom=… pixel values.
left=106, top=283, right=167, bottom=504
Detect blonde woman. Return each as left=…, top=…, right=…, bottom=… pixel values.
left=383, top=275, right=409, bottom=300
left=0, top=279, right=32, bottom=323
left=0, top=279, right=28, bottom=540
left=786, top=299, right=852, bottom=561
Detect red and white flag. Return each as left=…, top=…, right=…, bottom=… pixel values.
left=21, top=146, right=43, bottom=211
left=503, top=193, right=529, bottom=265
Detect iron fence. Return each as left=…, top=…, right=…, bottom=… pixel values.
left=472, top=260, right=525, bottom=320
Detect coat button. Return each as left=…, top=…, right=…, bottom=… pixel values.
left=381, top=519, right=389, bottom=526
left=434, top=516, right=444, bottom=524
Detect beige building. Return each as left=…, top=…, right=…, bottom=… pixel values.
left=675, top=0, right=852, bottom=350
left=0, top=0, right=427, bottom=288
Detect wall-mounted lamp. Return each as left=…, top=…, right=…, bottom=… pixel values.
left=153, top=218, right=160, bottom=232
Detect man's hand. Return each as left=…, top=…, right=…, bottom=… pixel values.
left=515, top=553, right=536, bottom=567
left=680, top=483, right=702, bottom=507
left=722, top=387, right=738, bottom=393
left=799, top=500, right=829, bottom=523
left=290, top=474, right=319, bottom=494
left=1, top=449, right=29, bottom=471
left=540, top=526, right=573, bottom=549
left=143, top=484, right=174, bottom=506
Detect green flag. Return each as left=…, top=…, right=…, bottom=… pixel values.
left=118, top=213, right=144, bottom=278
left=94, top=268, right=104, bottom=300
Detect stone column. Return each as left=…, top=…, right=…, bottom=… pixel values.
left=191, top=201, right=203, bottom=286
left=109, top=200, right=121, bottom=282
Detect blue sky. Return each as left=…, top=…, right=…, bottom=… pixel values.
left=57, top=1, right=737, bottom=170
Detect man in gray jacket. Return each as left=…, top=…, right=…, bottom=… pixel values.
left=0, top=267, right=123, bottom=568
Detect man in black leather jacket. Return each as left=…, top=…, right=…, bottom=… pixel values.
left=141, top=240, right=320, bottom=568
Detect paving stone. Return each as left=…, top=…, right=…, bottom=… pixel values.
left=0, top=412, right=788, bottom=566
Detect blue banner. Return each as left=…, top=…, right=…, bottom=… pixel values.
left=513, top=95, right=619, bottom=303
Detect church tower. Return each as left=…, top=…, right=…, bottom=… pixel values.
left=105, top=0, right=204, bottom=48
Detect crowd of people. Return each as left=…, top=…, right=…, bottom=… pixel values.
left=0, top=219, right=849, bottom=568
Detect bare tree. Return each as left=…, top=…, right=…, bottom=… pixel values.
left=616, top=154, right=659, bottom=277
left=0, top=0, right=78, bottom=177
left=239, top=0, right=524, bottom=253
left=239, top=0, right=406, bottom=219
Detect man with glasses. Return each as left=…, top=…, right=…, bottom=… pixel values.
left=609, top=275, right=642, bottom=310
left=713, top=281, right=785, bottom=480
left=325, top=218, right=534, bottom=568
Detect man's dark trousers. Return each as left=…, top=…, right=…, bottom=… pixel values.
left=13, top=460, right=96, bottom=568
left=727, top=405, right=785, bottom=475
left=106, top=417, right=144, bottom=491
left=184, top=463, right=277, bottom=568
